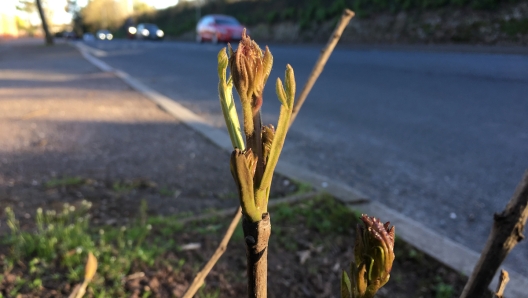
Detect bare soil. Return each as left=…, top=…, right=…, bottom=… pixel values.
left=0, top=42, right=295, bottom=234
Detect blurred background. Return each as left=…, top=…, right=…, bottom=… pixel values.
left=1, top=0, right=527, bottom=45
left=1, top=0, right=528, bottom=296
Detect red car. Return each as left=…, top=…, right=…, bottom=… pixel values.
left=196, top=15, right=247, bottom=44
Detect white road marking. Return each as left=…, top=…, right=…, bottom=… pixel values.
left=75, top=42, right=108, bottom=57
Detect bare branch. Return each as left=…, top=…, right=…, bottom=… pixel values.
left=289, top=9, right=355, bottom=127
left=460, top=171, right=528, bottom=298
left=494, top=270, right=510, bottom=298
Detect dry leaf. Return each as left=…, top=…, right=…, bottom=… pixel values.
left=85, top=252, right=98, bottom=282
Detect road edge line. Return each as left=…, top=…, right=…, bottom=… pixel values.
left=74, top=44, right=528, bottom=297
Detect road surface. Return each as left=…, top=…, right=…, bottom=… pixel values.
left=82, top=39, right=528, bottom=276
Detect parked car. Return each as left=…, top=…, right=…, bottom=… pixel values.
left=96, top=29, right=113, bottom=41
left=136, top=23, right=164, bottom=40
left=196, top=15, right=246, bottom=44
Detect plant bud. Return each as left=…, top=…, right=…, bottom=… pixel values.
left=229, top=29, right=273, bottom=134
left=354, top=214, right=395, bottom=296
left=230, top=149, right=260, bottom=222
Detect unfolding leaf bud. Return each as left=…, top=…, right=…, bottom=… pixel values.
left=228, top=29, right=273, bottom=135
left=353, top=214, right=395, bottom=297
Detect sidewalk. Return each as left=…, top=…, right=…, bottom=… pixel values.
left=0, top=42, right=294, bottom=231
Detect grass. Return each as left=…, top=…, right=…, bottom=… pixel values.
left=44, top=177, right=85, bottom=188
left=435, top=278, right=455, bottom=298
left=1, top=202, right=161, bottom=297
left=1, top=194, right=473, bottom=297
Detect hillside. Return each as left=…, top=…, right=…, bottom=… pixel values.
left=135, top=0, right=528, bottom=45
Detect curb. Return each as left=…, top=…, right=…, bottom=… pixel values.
left=73, top=42, right=528, bottom=297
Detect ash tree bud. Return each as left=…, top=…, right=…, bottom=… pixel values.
left=228, top=29, right=273, bottom=136
left=343, top=214, right=395, bottom=298
left=355, top=215, right=395, bottom=296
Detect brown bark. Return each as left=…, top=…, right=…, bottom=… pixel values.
left=243, top=213, right=271, bottom=298
left=460, top=171, right=528, bottom=298
left=35, top=0, right=54, bottom=45
left=494, top=270, right=509, bottom=298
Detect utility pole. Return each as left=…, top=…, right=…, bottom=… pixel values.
left=35, top=0, right=53, bottom=45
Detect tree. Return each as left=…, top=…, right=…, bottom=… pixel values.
left=35, top=0, right=54, bottom=45
left=82, top=0, right=129, bottom=31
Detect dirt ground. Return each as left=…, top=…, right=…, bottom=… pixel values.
left=0, top=42, right=295, bottom=233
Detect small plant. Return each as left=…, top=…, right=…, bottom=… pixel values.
left=2, top=202, right=158, bottom=296
left=44, top=176, right=85, bottom=188
left=435, top=279, right=454, bottom=298
left=217, top=29, right=295, bottom=297
left=341, top=215, right=395, bottom=298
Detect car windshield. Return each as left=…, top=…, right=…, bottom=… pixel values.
left=215, top=18, right=239, bottom=25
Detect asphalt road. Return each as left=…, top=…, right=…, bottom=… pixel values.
left=83, top=39, right=528, bottom=276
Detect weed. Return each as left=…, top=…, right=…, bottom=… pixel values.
left=435, top=278, right=454, bottom=298
left=294, top=181, right=313, bottom=195
left=1, top=200, right=170, bottom=296
left=112, top=181, right=135, bottom=193
left=219, top=191, right=237, bottom=200
left=158, top=186, right=174, bottom=197
left=44, top=176, right=84, bottom=188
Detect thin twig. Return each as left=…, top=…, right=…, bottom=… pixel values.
left=182, top=206, right=242, bottom=298
left=460, top=170, right=528, bottom=298
left=289, top=9, right=355, bottom=127
left=494, top=270, right=510, bottom=298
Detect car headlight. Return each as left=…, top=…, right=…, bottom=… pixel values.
left=106, top=33, right=113, bottom=40
left=142, top=29, right=149, bottom=36
left=98, top=33, right=106, bottom=40
left=156, top=29, right=164, bottom=37
left=128, top=27, right=137, bottom=34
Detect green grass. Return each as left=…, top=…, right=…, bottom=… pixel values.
left=273, top=194, right=357, bottom=234
left=435, top=277, right=455, bottom=298
left=44, top=176, right=85, bottom=188
left=1, top=202, right=167, bottom=296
